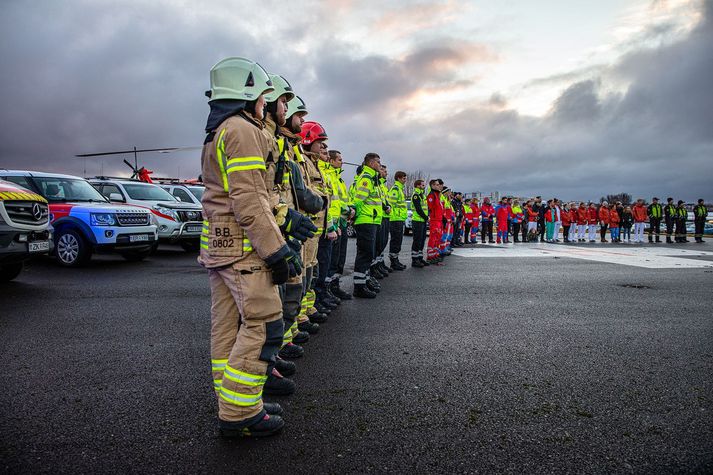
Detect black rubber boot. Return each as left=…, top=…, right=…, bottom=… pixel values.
left=380, top=262, right=393, bottom=274
left=325, top=287, right=341, bottom=305
left=412, top=259, right=425, bottom=268
left=274, top=357, right=296, bottom=377
left=292, top=331, right=309, bottom=345
left=420, top=258, right=430, bottom=266
left=308, top=311, right=328, bottom=323
left=329, top=279, right=352, bottom=300
left=278, top=342, right=304, bottom=359
left=370, top=265, right=385, bottom=279
left=353, top=284, right=377, bottom=298
left=298, top=320, right=320, bottom=334
left=219, top=413, right=285, bottom=438
left=366, top=277, right=381, bottom=293
left=263, top=368, right=296, bottom=396
left=263, top=402, right=283, bottom=416
left=667, top=236, right=673, bottom=243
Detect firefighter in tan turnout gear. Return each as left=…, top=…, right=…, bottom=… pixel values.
left=199, top=57, right=315, bottom=438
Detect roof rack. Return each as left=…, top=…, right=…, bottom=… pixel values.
left=91, top=175, right=143, bottom=182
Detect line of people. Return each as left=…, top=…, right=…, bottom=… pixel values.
left=441, top=195, right=707, bottom=245
left=197, top=56, right=708, bottom=441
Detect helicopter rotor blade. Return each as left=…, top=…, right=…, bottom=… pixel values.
left=76, top=146, right=202, bottom=158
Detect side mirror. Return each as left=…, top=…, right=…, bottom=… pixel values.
left=109, top=193, right=125, bottom=202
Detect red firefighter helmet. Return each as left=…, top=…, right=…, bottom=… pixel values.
left=299, top=121, right=328, bottom=146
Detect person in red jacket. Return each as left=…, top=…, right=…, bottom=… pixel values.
left=587, top=203, right=598, bottom=242
left=480, top=198, right=495, bottom=243
left=545, top=200, right=557, bottom=242
left=495, top=199, right=511, bottom=244
left=632, top=199, right=648, bottom=243
left=468, top=199, right=480, bottom=243
left=561, top=203, right=572, bottom=242
left=609, top=204, right=621, bottom=242
left=426, top=179, right=444, bottom=263
left=567, top=203, right=578, bottom=242
left=598, top=201, right=610, bottom=242
left=576, top=202, right=588, bottom=242
left=526, top=201, right=539, bottom=241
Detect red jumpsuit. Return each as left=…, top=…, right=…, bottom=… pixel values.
left=427, top=191, right=444, bottom=260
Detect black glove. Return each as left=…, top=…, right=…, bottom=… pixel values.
left=280, top=208, right=317, bottom=242
left=265, top=244, right=303, bottom=285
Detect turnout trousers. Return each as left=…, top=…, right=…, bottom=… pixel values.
left=209, top=260, right=283, bottom=425
left=354, top=223, right=378, bottom=286
left=411, top=221, right=427, bottom=261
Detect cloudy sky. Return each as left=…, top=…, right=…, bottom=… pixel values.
left=1, top=0, right=711, bottom=201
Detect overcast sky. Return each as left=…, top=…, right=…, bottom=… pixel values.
left=1, top=0, right=711, bottom=201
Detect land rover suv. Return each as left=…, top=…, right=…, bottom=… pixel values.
left=0, top=171, right=157, bottom=266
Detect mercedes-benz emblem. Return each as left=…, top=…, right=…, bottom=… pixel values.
left=32, top=203, right=43, bottom=221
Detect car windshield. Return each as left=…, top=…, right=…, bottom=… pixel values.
left=187, top=186, right=204, bottom=200
left=123, top=183, right=178, bottom=201
left=33, top=177, right=108, bottom=203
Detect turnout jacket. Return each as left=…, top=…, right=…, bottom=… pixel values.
left=199, top=112, right=286, bottom=269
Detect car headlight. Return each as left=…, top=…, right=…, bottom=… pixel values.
left=90, top=213, right=117, bottom=226
left=149, top=213, right=159, bottom=226
left=154, top=205, right=178, bottom=220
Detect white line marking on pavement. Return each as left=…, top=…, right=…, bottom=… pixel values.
left=451, top=243, right=713, bottom=268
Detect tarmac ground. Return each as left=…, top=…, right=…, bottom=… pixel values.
left=1, top=237, right=712, bottom=474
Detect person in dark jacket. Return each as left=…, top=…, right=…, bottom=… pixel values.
left=647, top=197, right=663, bottom=243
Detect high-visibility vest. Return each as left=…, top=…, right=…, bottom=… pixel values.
left=379, top=178, right=389, bottom=220
left=694, top=204, right=707, bottom=218
left=388, top=181, right=408, bottom=222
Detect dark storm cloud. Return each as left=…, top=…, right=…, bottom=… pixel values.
left=0, top=0, right=711, bottom=202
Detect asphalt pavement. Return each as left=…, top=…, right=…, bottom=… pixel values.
left=1, top=238, right=712, bottom=474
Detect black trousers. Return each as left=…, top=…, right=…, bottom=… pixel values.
left=563, top=224, right=570, bottom=240
left=464, top=222, right=471, bottom=243
left=675, top=219, right=686, bottom=240
left=665, top=217, right=674, bottom=237
left=522, top=223, right=528, bottom=241
left=411, top=221, right=427, bottom=260
left=600, top=224, right=608, bottom=240
left=328, top=223, right=349, bottom=280
left=649, top=217, right=661, bottom=238
left=315, top=236, right=333, bottom=289
left=512, top=223, right=522, bottom=241
left=454, top=217, right=463, bottom=244
left=389, top=220, right=405, bottom=259
left=375, top=218, right=390, bottom=261
left=354, top=224, right=378, bottom=285
left=538, top=219, right=546, bottom=240
left=481, top=221, right=493, bottom=242
left=694, top=218, right=705, bottom=239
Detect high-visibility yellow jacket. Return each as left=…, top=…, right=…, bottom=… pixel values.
left=411, top=188, right=428, bottom=222
left=379, top=178, right=390, bottom=220
left=389, top=180, right=407, bottom=222
left=351, top=165, right=382, bottom=225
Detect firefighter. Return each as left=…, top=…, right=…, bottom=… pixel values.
left=200, top=57, right=312, bottom=437
left=351, top=153, right=383, bottom=298
left=325, top=150, right=354, bottom=299
left=647, top=197, right=663, bottom=243
left=388, top=170, right=408, bottom=270
left=694, top=199, right=707, bottom=243
left=260, top=74, right=311, bottom=395
left=426, top=179, right=445, bottom=264
left=410, top=179, right=429, bottom=267
left=675, top=200, right=688, bottom=243
left=298, top=121, right=338, bottom=318
left=278, top=95, right=326, bottom=350
left=664, top=197, right=676, bottom=243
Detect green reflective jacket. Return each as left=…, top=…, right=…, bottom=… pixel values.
left=389, top=181, right=407, bottom=222
left=350, top=165, right=382, bottom=225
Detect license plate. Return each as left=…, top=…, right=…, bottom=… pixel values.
left=29, top=241, right=50, bottom=252
left=130, top=234, right=150, bottom=242
left=186, top=225, right=202, bottom=233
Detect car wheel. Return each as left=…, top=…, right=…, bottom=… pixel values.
left=120, top=249, right=151, bottom=262
left=55, top=229, right=92, bottom=267
left=0, top=262, right=23, bottom=282
left=180, top=240, right=200, bottom=252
